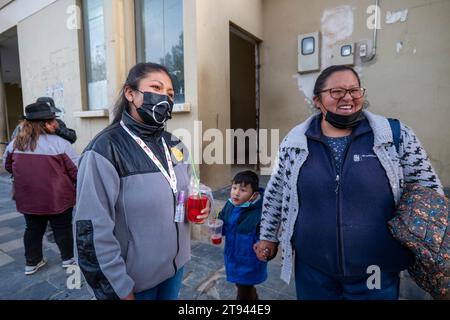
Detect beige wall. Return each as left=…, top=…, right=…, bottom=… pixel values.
left=0, top=0, right=58, bottom=34
left=17, top=0, right=109, bottom=155
left=260, top=0, right=450, bottom=187
left=195, top=0, right=263, bottom=188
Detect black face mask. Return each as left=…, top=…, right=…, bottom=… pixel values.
left=324, top=108, right=365, bottom=129
left=134, top=91, right=174, bottom=127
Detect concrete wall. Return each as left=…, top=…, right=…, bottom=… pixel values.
left=17, top=0, right=108, bottom=155
left=0, top=0, right=58, bottom=34
left=260, top=0, right=450, bottom=187
left=195, top=0, right=263, bottom=188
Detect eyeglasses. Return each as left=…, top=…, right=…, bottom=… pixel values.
left=318, top=87, right=366, bottom=99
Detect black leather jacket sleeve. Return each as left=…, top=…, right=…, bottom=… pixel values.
left=55, top=119, right=77, bottom=144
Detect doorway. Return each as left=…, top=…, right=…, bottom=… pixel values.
left=229, top=23, right=261, bottom=172
left=0, top=26, right=23, bottom=148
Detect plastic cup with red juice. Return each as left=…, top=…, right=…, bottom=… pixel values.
left=208, top=218, right=223, bottom=245
left=187, top=194, right=209, bottom=223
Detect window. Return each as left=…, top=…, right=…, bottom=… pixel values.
left=135, top=0, right=185, bottom=104
left=301, top=37, right=315, bottom=55
left=82, top=0, right=107, bottom=110
left=341, top=45, right=352, bottom=57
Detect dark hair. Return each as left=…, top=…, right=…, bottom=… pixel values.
left=232, top=170, right=259, bottom=193
left=313, top=65, right=361, bottom=97
left=111, top=62, right=173, bottom=124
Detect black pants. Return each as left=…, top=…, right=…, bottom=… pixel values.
left=23, top=208, right=74, bottom=266
left=236, top=284, right=258, bottom=300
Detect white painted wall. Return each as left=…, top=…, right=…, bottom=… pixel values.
left=0, top=0, right=58, bottom=34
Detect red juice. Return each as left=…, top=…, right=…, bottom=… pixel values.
left=187, top=194, right=208, bottom=223
left=211, top=235, right=222, bottom=245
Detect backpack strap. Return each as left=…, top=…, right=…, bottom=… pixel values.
left=387, top=118, right=400, bottom=153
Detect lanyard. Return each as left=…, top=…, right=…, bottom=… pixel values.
left=120, top=120, right=177, bottom=195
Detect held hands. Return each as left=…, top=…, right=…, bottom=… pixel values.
left=122, top=292, right=135, bottom=300
left=254, top=240, right=278, bottom=261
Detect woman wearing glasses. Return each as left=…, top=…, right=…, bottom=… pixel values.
left=254, top=65, right=443, bottom=299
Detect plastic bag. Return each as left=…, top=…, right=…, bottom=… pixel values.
left=186, top=176, right=215, bottom=223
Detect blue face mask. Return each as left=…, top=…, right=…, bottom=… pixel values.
left=227, top=193, right=255, bottom=208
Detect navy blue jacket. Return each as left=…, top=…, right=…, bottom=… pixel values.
left=293, top=116, right=414, bottom=277
left=219, top=189, right=267, bottom=285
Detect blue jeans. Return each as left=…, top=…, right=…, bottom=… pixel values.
left=135, top=267, right=184, bottom=300
left=295, top=259, right=400, bottom=300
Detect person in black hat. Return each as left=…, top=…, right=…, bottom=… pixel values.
left=34, top=98, right=77, bottom=242
left=11, top=97, right=77, bottom=144
left=10, top=98, right=77, bottom=244
left=2, top=101, right=78, bottom=275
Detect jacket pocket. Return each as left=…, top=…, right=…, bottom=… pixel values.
left=235, top=233, right=258, bottom=259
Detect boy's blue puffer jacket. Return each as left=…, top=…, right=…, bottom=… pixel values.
left=219, top=188, right=267, bottom=285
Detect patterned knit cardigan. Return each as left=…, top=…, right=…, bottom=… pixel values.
left=260, top=110, right=444, bottom=284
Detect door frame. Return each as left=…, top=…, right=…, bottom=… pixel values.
left=229, top=22, right=262, bottom=170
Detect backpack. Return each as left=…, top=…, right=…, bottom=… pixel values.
left=388, top=118, right=400, bottom=153
left=388, top=183, right=450, bottom=299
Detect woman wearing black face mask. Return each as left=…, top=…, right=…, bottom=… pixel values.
left=74, top=62, right=210, bottom=300
left=254, top=65, right=443, bottom=300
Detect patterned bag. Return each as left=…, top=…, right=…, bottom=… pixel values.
left=388, top=183, right=450, bottom=299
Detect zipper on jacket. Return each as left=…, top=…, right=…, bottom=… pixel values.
left=335, top=138, right=355, bottom=276
left=310, top=135, right=353, bottom=276
left=335, top=174, right=340, bottom=194
left=172, top=193, right=180, bottom=275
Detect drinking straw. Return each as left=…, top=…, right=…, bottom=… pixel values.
left=215, top=209, right=220, bottom=221
left=188, top=153, right=205, bottom=215
left=188, top=153, right=202, bottom=198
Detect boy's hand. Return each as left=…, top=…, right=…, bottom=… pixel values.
left=254, top=240, right=278, bottom=261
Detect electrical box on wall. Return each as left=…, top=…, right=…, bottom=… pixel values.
left=356, top=40, right=375, bottom=63
left=330, top=43, right=355, bottom=66
left=298, top=32, right=321, bottom=73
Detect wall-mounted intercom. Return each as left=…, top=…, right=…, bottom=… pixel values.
left=297, top=32, right=321, bottom=73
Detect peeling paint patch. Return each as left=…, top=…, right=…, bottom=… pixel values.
left=396, top=41, right=403, bottom=53
left=386, top=9, right=408, bottom=24
left=45, top=83, right=65, bottom=119
left=321, top=5, right=354, bottom=68
left=293, top=73, right=316, bottom=111
left=296, top=5, right=355, bottom=111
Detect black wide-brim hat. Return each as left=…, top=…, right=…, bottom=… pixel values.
left=24, top=102, right=56, bottom=121
left=36, top=96, right=62, bottom=113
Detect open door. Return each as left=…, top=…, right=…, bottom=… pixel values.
left=229, top=23, right=261, bottom=174
left=0, top=26, right=23, bottom=148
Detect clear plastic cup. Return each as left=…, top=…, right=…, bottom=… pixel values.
left=208, top=218, right=223, bottom=245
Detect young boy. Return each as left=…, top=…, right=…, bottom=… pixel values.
left=218, top=170, right=267, bottom=300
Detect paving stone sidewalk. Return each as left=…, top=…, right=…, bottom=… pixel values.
left=0, top=171, right=433, bottom=300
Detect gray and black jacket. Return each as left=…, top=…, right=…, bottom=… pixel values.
left=74, top=111, right=191, bottom=299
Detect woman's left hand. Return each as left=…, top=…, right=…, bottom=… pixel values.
left=195, top=199, right=211, bottom=223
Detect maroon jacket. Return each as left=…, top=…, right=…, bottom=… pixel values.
left=3, top=134, right=78, bottom=215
